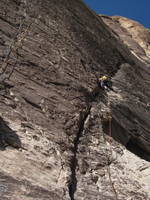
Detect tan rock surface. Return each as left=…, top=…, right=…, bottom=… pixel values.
left=101, top=15, right=150, bottom=63
left=0, top=1, right=149, bottom=199
left=112, top=16, right=150, bottom=58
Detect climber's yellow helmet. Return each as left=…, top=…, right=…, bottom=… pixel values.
left=99, top=75, right=108, bottom=81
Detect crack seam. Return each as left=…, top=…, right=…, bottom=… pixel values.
left=68, top=106, right=91, bottom=200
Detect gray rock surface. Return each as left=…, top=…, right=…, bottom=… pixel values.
left=0, top=0, right=149, bottom=199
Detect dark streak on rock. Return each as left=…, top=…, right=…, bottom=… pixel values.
left=0, top=117, right=21, bottom=149
left=22, top=96, right=41, bottom=110
left=68, top=106, right=91, bottom=200
left=45, top=81, right=70, bottom=87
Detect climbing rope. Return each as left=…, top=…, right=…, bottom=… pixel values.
left=0, top=20, right=33, bottom=82
left=107, top=95, right=112, bottom=138
left=107, top=94, right=118, bottom=200
left=98, top=93, right=118, bottom=200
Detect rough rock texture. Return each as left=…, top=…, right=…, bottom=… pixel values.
left=112, top=16, right=150, bottom=58
left=0, top=0, right=149, bottom=199
left=101, top=15, right=150, bottom=63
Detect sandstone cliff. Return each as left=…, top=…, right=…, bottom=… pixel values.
left=101, top=15, right=150, bottom=63
left=0, top=0, right=150, bottom=200
left=112, top=16, right=150, bottom=58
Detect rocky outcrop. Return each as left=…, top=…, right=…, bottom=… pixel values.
left=0, top=0, right=149, bottom=199
left=112, top=16, right=150, bottom=58
left=101, top=15, right=150, bottom=63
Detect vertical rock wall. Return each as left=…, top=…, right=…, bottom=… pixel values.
left=0, top=0, right=149, bottom=199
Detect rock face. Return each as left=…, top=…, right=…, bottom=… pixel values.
left=101, top=15, right=150, bottom=63
left=0, top=0, right=149, bottom=199
left=112, top=16, right=150, bottom=58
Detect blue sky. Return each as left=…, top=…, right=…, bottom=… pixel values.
left=83, top=0, right=150, bottom=28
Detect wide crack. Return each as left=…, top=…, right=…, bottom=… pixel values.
left=68, top=106, right=91, bottom=200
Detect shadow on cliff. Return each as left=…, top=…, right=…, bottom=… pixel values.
left=68, top=83, right=109, bottom=200
left=0, top=117, right=21, bottom=150
left=101, top=111, right=150, bottom=162
left=78, top=79, right=150, bottom=162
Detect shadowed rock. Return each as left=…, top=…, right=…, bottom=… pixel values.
left=0, top=117, right=21, bottom=149
left=0, top=0, right=149, bottom=200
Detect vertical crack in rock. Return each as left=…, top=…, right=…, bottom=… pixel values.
left=68, top=106, right=91, bottom=200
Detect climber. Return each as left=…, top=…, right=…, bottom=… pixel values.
left=99, top=75, right=113, bottom=91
